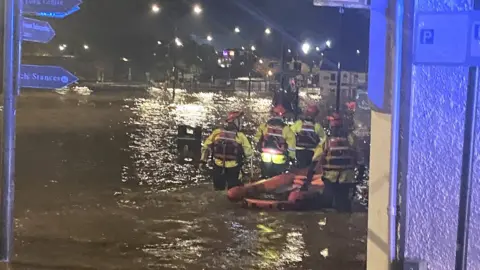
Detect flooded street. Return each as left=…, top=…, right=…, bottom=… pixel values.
left=8, top=89, right=367, bottom=269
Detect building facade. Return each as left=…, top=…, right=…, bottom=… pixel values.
left=316, top=69, right=368, bottom=100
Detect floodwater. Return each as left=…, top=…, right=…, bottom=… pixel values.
left=5, top=89, right=367, bottom=270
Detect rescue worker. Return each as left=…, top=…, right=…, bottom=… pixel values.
left=290, top=104, right=327, bottom=168
left=312, top=112, right=359, bottom=212
left=200, top=111, right=253, bottom=191
left=254, top=104, right=296, bottom=178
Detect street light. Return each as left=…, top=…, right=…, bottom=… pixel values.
left=151, top=4, right=160, bottom=13
left=268, top=70, right=273, bottom=76
left=175, top=37, right=183, bottom=47
left=59, top=44, right=67, bottom=51
left=315, top=46, right=320, bottom=51
left=251, top=45, right=256, bottom=51
left=83, top=44, right=89, bottom=50
left=122, top=57, right=129, bottom=62
left=265, top=28, right=271, bottom=35
left=234, top=27, right=240, bottom=33
left=207, top=35, right=213, bottom=41
left=326, top=39, right=332, bottom=48
left=157, top=41, right=162, bottom=45
left=193, top=4, right=202, bottom=14
left=241, top=46, right=245, bottom=50
left=301, top=42, right=311, bottom=54
left=287, top=49, right=291, bottom=53
left=356, top=49, right=360, bottom=55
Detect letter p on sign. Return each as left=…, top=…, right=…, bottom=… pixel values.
left=420, top=29, right=434, bottom=44
left=474, top=23, right=480, bottom=40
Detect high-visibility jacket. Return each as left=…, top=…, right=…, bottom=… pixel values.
left=313, top=133, right=357, bottom=183
left=254, top=118, right=296, bottom=165
left=201, top=128, right=253, bottom=168
left=290, top=120, right=326, bottom=150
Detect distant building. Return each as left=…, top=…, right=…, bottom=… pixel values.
left=315, top=69, right=367, bottom=100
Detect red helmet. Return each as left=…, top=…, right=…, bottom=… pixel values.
left=327, top=112, right=342, bottom=127
left=346, top=102, right=356, bottom=111
left=226, top=111, right=244, bottom=122
left=305, top=104, right=319, bottom=117
left=271, top=105, right=286, bottom=116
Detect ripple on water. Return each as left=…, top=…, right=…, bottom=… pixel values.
left=13, top=90, right=367, bottom=270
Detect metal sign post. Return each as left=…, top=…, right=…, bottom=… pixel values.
left=1, top=0, right=21, bottom=261
left=0, top=0, right=82, bottom=262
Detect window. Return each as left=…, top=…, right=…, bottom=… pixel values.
left=330, top=74, right=336, bottom=81
left=353, top=74, right=359, bottom=83
left=323, top=76, right=330, bottom=80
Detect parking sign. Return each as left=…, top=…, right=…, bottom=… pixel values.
left=420, top=29, right=434, bottom=44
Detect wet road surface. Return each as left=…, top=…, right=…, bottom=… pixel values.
left=5, top=89, right=367, bottom=269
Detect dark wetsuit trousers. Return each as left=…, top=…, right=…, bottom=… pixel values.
left=212, top=164, right=242, bottom=190
left=296, top=149, right=314, bottom=168
left=260, top=162, right=287, bottom=178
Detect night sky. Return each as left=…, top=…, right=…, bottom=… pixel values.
left=49, top=0, right=370, bottom=71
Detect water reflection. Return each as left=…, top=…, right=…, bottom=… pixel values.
left=11, top=90, right=366, bottom=270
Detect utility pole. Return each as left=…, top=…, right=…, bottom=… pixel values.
left=280, top=36, right=286, bottom=90
left=1, top=0, right=21, bottom=261
left=172, top=26, right=178, bottom=102
left=335, top=7, right=345, bottom=113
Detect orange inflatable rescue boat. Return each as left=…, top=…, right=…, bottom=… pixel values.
left=227, top=168, right=327, bottom=210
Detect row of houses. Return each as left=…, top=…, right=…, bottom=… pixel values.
left=299, top=70, right=367, bottom=101
left=315, top=69, right=367, bottom=99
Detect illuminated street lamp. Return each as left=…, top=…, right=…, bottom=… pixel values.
left=356, top=49, right=360, bottom=55
left=301, top=42, right=311, bottom=54
left=259, top=59, right=264, bottom=64
left=122, top=57, right=129, bottom=62
left=241, top=46, right=245, bottom=50
left=315, top=46, right=320, bottom=51
left=157, top=41, right=162, bottom=45
left=207, top=35, right=213, bottom=41
left=265, top=28, right=271, bottom=35
left=83, top=44, right=89, bottom=50
left=326, top=39, right=332, bottom=48
left=175, top=37, right=183, bottom=47
left=268, top=70, right=273, bottom=76
left=193, top=4, right=202, bottom=14
left=59, top=44, right=67, bottom=51
left=234, top=27, right=240, bottom=33
left=251, top=45, right=256, bottom=51
left=287, top=49, right=291, bottom=53
left=151, top=4, right=160, bottom=13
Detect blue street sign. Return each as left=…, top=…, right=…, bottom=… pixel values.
left=22, top=17, right=55, bottom=43
left=23, top=0, right=82, bottom=18
left=20, top=65, right=78, bottom=89
left=412, top=11, right=480, bottom=66
left=414, top=12, right=469, bottom=65
left=37, top=5, right=81, bottom=19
